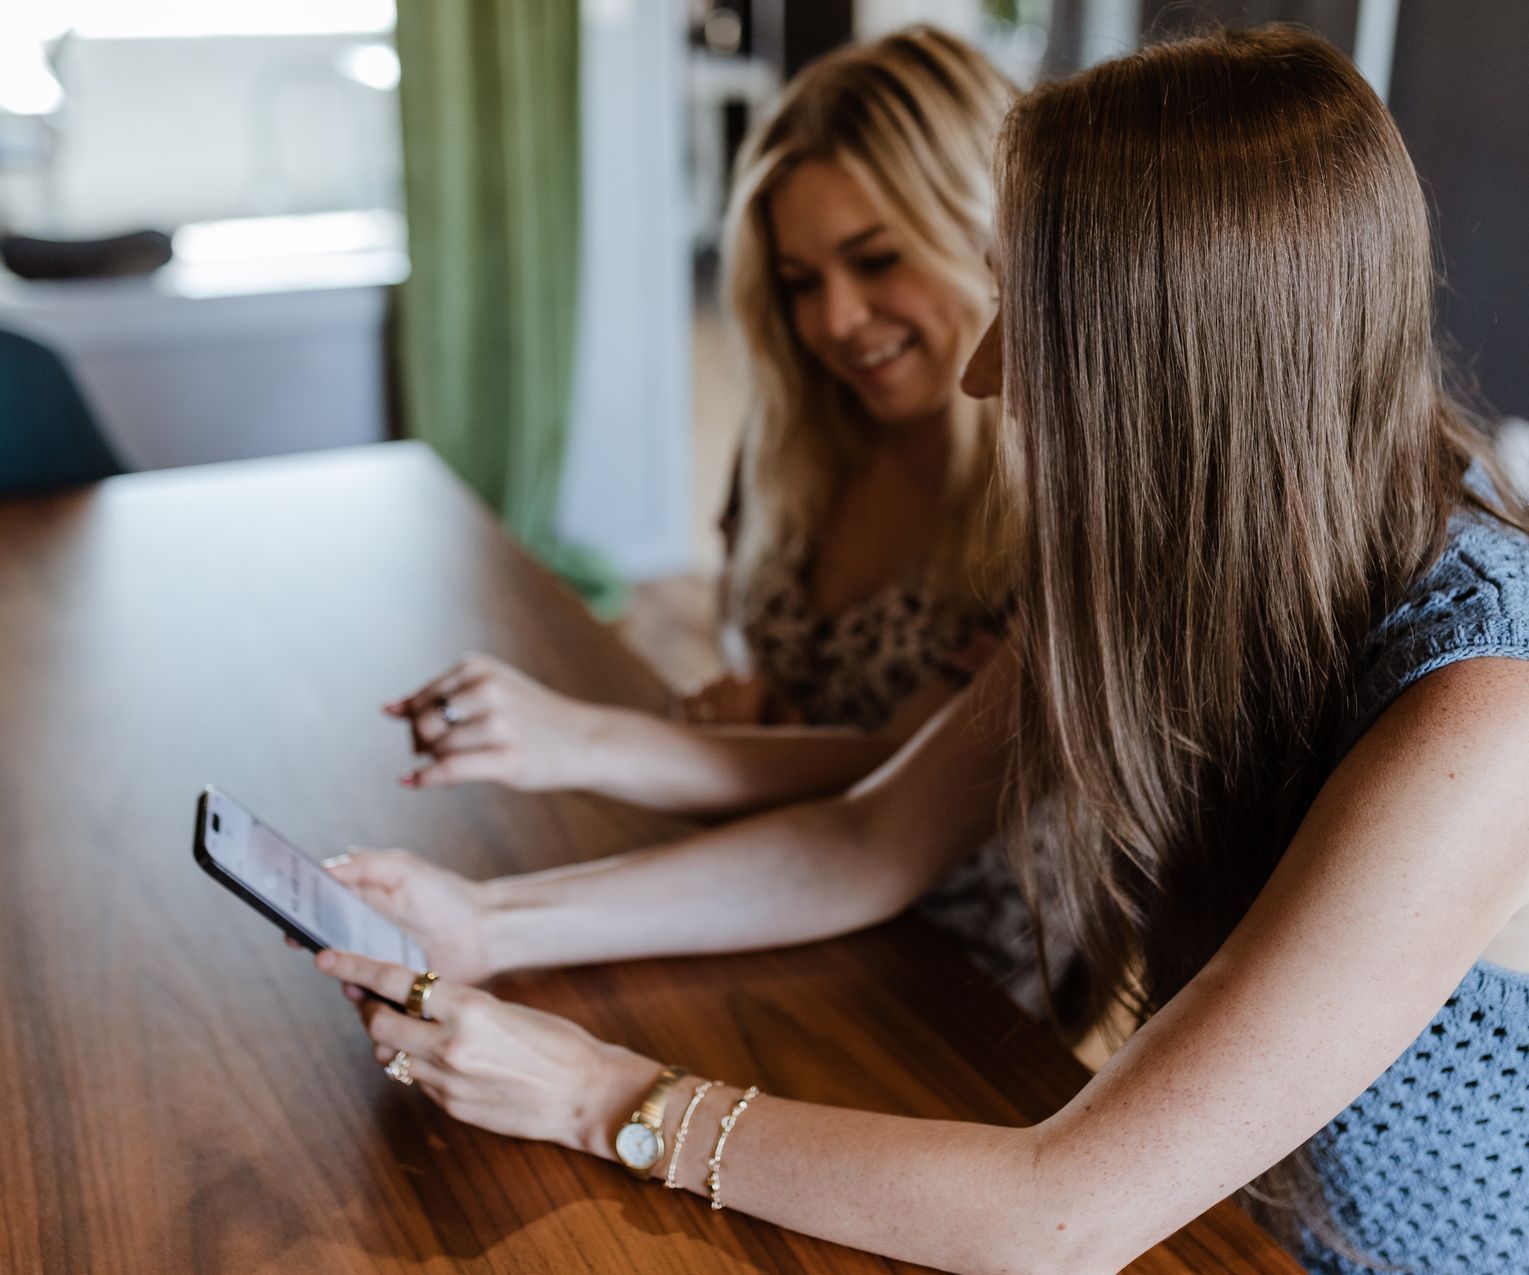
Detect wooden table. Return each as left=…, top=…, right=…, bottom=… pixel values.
left=0, top=444, right=1299, bottom=1274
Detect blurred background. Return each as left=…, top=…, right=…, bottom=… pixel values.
left=1, top=0, right=1524, bottom=646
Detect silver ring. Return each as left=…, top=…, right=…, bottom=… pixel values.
left=384, top=1049, right=414, bottom=1086
left=434, top=694, right=461, bottom=726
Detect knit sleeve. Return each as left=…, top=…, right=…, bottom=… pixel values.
left=1348, top=512, right=1529, bottom=748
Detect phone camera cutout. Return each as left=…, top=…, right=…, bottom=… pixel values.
left=211, top=812, right=221, bottom=833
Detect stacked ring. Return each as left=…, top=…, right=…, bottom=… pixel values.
left=384, top=1050, right=413, bottom=1085
left=406, top=970, right=440, bottom=1020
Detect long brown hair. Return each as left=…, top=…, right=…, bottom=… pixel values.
left=992, top=25, right=1521, bottom=1243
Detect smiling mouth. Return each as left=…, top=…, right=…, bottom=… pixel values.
left=846, top=335, right=916, bottom=373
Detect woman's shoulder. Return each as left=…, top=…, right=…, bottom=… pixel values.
left=1352, top=502, right=1529, bottom=741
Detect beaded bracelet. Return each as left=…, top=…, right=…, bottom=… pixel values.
left=706, top=1085, right=761, bottom=1211
left=664, top=1079, right=721, bottom=1189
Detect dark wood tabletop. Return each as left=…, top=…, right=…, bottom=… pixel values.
left=0, top=443, right=1300, bottom=1274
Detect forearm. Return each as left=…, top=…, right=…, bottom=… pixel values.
left=495, top=666, right=1011, bottom=972
left=580, top=1061, right=1088, bottom=1275
left=482, top=790, right=925, bottom=970
left=577, top=704, right=898, bottom=817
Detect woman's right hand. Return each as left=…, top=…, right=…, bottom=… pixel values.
left=675, top=672, right=774, bottom=725
left=384, top=653, right=597, bottom=792
left=321, top=847, right=499, bottom=983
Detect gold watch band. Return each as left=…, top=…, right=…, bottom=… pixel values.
left=634, top=1065, right=689, bottom=1128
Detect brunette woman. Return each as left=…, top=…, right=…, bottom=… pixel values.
left=323, top=28, right=1529, bottom=1273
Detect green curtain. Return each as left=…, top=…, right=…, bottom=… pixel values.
left=394, top=0, right=624, bottom=615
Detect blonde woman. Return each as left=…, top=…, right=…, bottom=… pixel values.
left=388, top=28, right=1014, bottom=818
left=323, top=27, right=1529, bottom=1272
left=387, top=29, right=1048, bottom=1004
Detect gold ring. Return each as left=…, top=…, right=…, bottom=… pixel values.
left=384, top=1050, right=414, bottom=1086
left=406, top=970, right=439, bottom=1020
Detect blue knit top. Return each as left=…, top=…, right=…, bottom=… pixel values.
left=1300, top=491, right=1529, bottom=1273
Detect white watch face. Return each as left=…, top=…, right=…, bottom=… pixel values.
left=615, top=1121, right=661, bottom=1170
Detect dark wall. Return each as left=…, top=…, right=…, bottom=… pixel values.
left=752, top=0, right=854, bottom=78
left=1389, top=3, right=1529, bottom=418
left=1058, top=0, right=1527, bottom=418
left=1137, top=0, right=1355, bottom=48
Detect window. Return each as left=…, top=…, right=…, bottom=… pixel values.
left=13, top=1, right=395, bottom=41
left=0, top=2, right=401, bottom=238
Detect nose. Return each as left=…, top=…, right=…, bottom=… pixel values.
left=960, top=314, right=1003, bottom=400
left=821, top=269, right=871, bottom=342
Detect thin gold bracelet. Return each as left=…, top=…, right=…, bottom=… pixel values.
left=706, top=1085, right=761, bottom=1211
left=664, top=1079, right=720, bottom=1189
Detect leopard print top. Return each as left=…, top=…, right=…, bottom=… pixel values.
left=731, top=548, right=1065, bottom=1014
left=735, top=546, right=1004, bottom=731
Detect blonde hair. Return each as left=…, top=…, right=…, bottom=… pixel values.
left=721, top=27, right=1014, bottom=612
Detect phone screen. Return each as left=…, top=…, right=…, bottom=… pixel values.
left=201, top=789, right=427, bottom=968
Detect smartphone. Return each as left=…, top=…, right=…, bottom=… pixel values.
left=194, top=786, right=427, bottom=969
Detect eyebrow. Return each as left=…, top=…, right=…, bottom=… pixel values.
left=837, top=224, right=889, bottom=251
left=775, top=224, right=891, bottom=271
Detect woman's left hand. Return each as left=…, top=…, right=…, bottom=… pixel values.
left=315, top=949, right=658, bottom=1157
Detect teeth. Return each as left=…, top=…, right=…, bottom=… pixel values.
left=849, top=338, right=912, bottom=371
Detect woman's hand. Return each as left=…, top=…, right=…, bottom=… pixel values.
left=315, top=949, right=658, bottom=1158
left=384, top=653, right=599, bottom=792
left=675, top=672, right=774, bottom=725
left=322, top=848, right=497, bottom=983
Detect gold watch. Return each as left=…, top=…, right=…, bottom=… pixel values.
left=613, top=1065, right=689, bottom=1179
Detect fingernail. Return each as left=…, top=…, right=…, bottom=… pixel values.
left=315, top=951, right=337, bottom=971
left=343, top=983, right=364, bottom=1002
left=321, top=853, right=351, bottom=868
left=399, top=772, right=419, bottom=787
